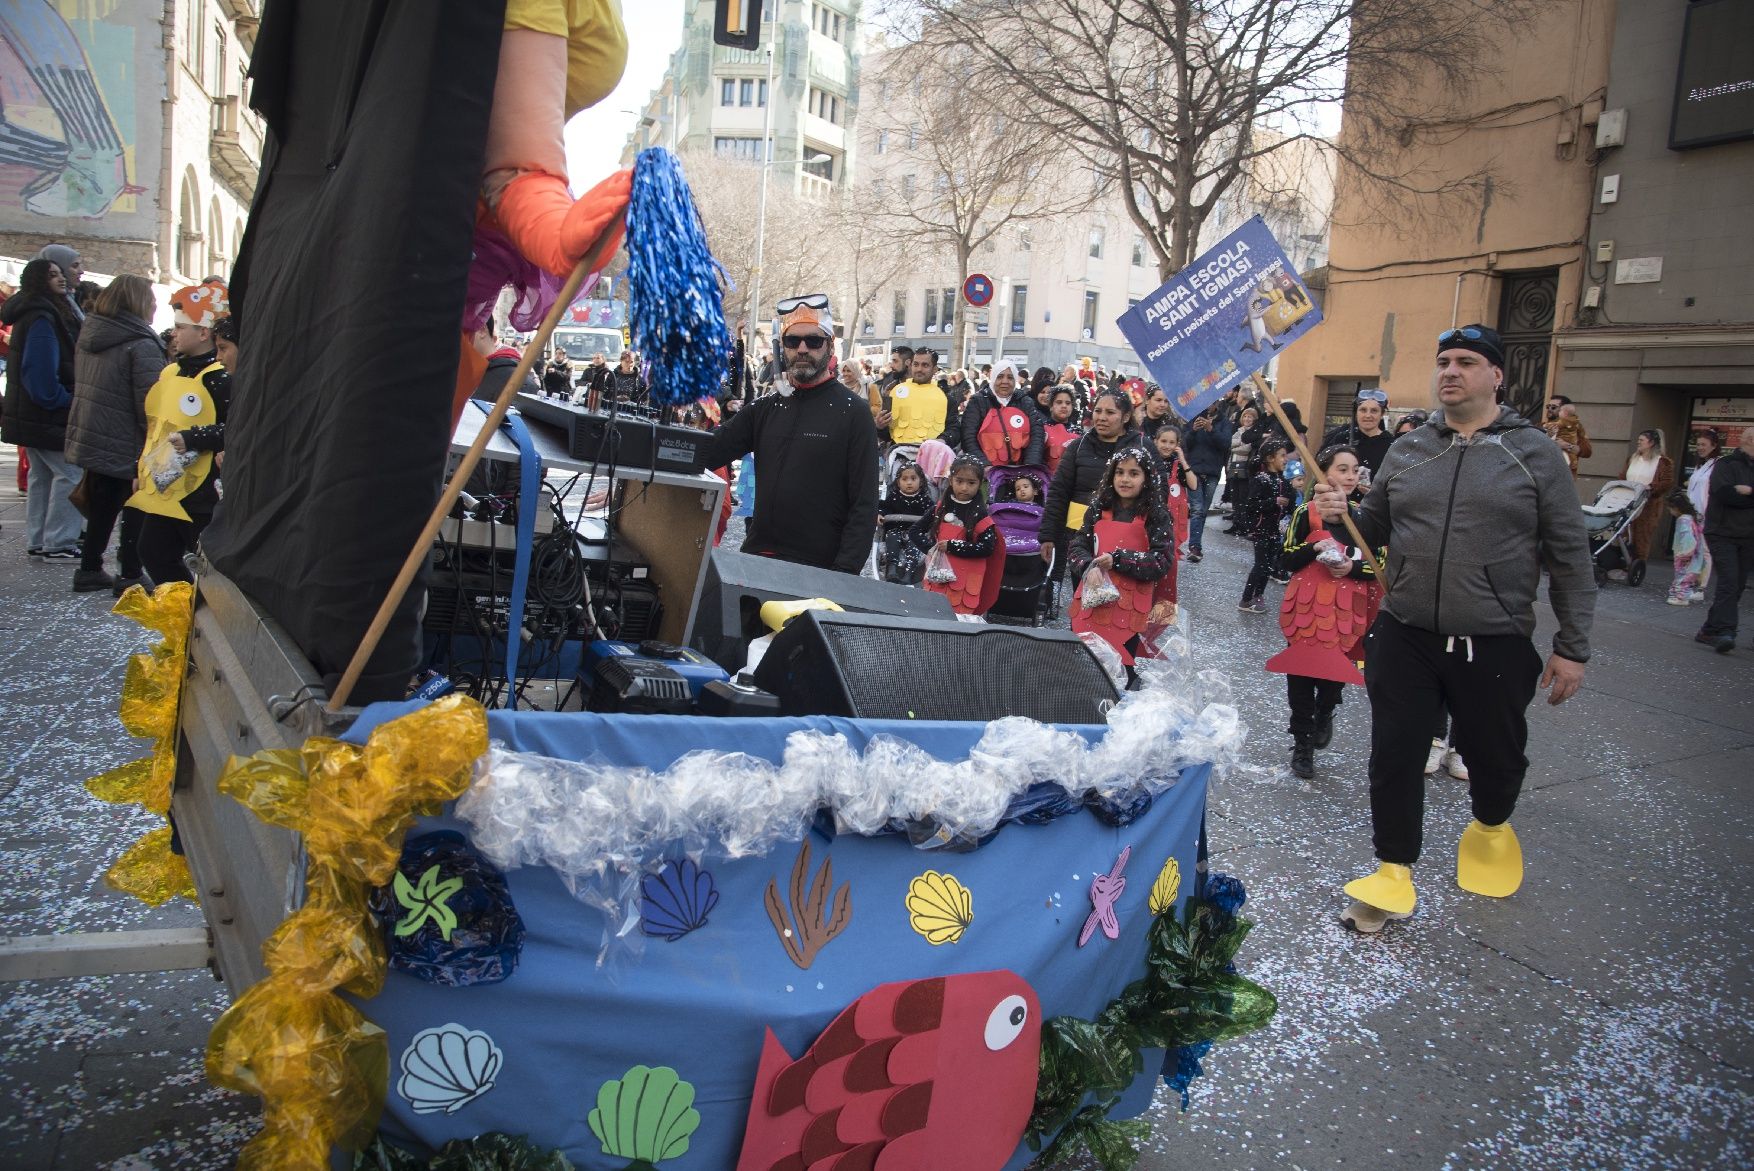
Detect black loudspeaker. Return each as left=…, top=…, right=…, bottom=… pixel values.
left=692, top=548, right=957, bottom=670
left=753, top=609, right=1120, bottom=724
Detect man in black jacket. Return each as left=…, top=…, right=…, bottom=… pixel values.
left=698, top=294, right=878, bottom=575
left=1698, top=426, right=1754, bottom=653
left=1182, top=406, right=1233, bottom=562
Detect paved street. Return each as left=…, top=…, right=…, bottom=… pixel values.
left=1, top=471, right=1749, bottom=1169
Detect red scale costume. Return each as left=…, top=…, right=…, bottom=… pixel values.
left=1070, top=510, right=1156, bottom=664
left=922, top=511, right=1007, bottom=616
left=976, top=401, right=1034, bottom=467
left=1266, top=523, right=1382, bottom=685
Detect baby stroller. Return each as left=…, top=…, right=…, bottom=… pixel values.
left=1581, top=479, right=1650, bottom=587
left=984, top=465, right=1053, bottom=625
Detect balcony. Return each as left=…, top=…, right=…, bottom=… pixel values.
left=210, top=96, right=263, bottom=202
left=216, top=0, right=260, bottom=52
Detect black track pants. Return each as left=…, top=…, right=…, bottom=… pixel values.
left=1362, top=615, right=1544, bottom=864
left=1286, top=674, right=1344, bottom=736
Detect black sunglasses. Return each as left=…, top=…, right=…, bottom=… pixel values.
left=776, top=293, right=830, bottom=314
left=1438, top=326, right=1487, bottom=345
left=782, top=334, right=828, bottom=350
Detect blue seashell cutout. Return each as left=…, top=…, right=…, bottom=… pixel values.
left=639, top=859, right=720, bottom=941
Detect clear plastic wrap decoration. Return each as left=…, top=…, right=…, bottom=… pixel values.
left=457, top=685, right=1246, bottom=949
left=370, top=831, right=526, bottom=988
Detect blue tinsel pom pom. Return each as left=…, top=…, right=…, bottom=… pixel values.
left=1203, top=872, right=1248, bottom=916
left=1162, top=1040, right=1214, bottom=1110
left=626, top=148, right=732, bottom=407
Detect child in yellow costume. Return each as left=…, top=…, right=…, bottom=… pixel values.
left=130, top=282, right=230, bottom=585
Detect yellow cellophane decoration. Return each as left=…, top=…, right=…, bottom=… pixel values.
left=83, top=582, right=196, bottom=903
left=206, top=695, right=488, bottom=1170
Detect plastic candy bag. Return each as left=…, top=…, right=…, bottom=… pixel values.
left=924, top=545, right=957, bottom=584
left=1079, top=563, right=1121, bottom=609
left=1313, top=537, right=1350, bottom=571
left=143, top=437, right=199, bottom=491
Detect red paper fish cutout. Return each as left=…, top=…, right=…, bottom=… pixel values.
left=734, top=971, right=1042, bottom=1171
left=1264, top=527, right=1380, bottom=685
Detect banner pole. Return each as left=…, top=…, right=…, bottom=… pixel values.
left=1251, top=372, right=1384, bottom=579
left=326, top=250, right=601, bottom=712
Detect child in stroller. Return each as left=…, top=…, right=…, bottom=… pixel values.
left=986, top=464, right=1054, bottom=624
left=876, top=461, right=935, bottom=583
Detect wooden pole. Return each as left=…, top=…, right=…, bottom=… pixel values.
left=1250, top=372, right=1384, bottom=578
left=326, top=252, right=600, bottom=712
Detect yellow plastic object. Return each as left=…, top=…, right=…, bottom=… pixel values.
left=1343, top=862, right=1417, bottom=916
left=206, top=695, right=489, bottom=1169
left=82, top=582, right=196, bottom=904
left=1456, top=820, right=1523, bottom=898
left=758, top=596, right=843, bottom=633
left=102, top=825, right=197, bottom=907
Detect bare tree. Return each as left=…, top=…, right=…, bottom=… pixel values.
left=884, top=0, right=1560, bottom=279
left=857, top=44, right=1097, bottom=365
left=679, top=148, right=842, bottom=331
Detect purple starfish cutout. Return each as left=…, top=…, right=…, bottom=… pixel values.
left=1078, top=845, right=1131, bottom=947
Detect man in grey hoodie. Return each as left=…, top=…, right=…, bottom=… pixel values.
left=1313, top=324, right=1595, bottom=932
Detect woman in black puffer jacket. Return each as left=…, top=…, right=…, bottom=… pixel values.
left=1038, top=389, right=1148, bottom=613
left=66, top=275, right=164, bottom=594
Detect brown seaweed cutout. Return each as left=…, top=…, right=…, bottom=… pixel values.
left=764, top=839, right=853, bottom=969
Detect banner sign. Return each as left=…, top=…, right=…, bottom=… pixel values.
left=1115, top=216, right=1321, bottom=420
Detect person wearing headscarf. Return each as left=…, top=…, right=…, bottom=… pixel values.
left=958, top=359, right=1044, bottom=469
left=35, top=243, right=85, bottom=323
left=2, top=259, right=84, bottom=557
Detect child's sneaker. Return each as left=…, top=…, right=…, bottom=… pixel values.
left=1341, top=899, right=1412, bottom=934
left=1667, top=596, right=1689, bottom=606
left=1690, top=591, right=1706, bottom=602
left=1441, top=746, right=1470, bottom=781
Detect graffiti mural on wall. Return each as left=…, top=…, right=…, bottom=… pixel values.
left=0, top=0, right=145, bottom=218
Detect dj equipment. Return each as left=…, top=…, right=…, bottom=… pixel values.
left=697, top=677, right=783, bottom=718
left=587, top=655, right=693, bottom=715
left=583, top=640, right=728, bottom=699
left=693, top=548, right=957, bottom=670
left=752, top=610, right=1120, bottom=724
left=515, top=394, right=708, bottom=475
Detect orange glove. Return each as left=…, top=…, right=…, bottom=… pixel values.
left=492, top=168, right=633, bottom=279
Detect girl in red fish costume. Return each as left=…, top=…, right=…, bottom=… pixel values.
left=1068, top=446, right=1176, bottom=681
left=916, top=455, right=1006, bottom=616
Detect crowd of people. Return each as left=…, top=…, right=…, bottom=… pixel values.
left=1, top=244, right=235, bottom=595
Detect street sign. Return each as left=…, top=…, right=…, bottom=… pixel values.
left=963, top=273, right=994, bottom=307
left=965, top=306, right=990, bottom=324
left=1115, top=216, right=1322, bottom=421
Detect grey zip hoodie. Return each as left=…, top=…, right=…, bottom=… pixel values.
left=1354, top=405, right=1596, bottom=662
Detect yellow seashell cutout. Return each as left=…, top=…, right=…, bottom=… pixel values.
left=905, top=870, right=974, bottom=945
left=1148, top=856, right=1182, bottom=916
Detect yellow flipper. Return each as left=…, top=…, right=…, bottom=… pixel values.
left=1457, top=820, right=1523, bottom=898
left=1343, top=862, right=1416, bottom=915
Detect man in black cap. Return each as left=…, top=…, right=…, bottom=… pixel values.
left=1311, top=324, right=1596, bottom=933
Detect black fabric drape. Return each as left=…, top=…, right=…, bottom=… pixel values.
left=203, top=0, right=504, bottom=703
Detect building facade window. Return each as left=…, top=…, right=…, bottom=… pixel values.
left=1082, top=290, right=1100, bottom=339
left=1018, top=226, right=1031, bottom=251
left=892, top=290, right=907, bottom=334
left=1132, top=237, right=1145, bottom=266
left=713, top=136, right=765, bottom=161
left=924, top=288, right=939, bottom=333
left=875, top=129, right=888, bottom=155
left=941, top=288, right=956, bottom=335
left=908, top=124, right=920, bottom=149
left=901, top=174, right=915, bottom=198
left=1088, top=226, right=1105, bottom=260
left=721, top=79, right=735, bottom=106
left=740, top=79, right=755, bottom=106
left=1010, top=285, right=1028, bottom=333
left=759, top=79, right=768, bottom=106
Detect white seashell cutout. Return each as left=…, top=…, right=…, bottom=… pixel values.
left=397, top=1023, right=503, bottom=1115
